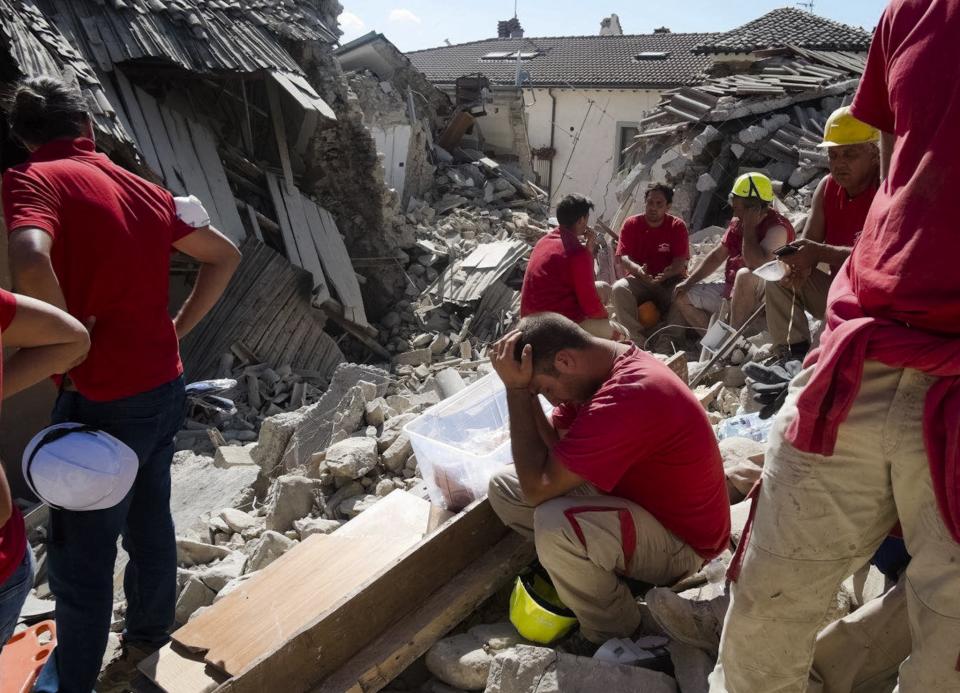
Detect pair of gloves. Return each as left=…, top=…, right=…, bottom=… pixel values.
left=743, top=359, right=802, bottom=419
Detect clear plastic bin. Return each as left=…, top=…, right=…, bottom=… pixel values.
left=405, top=372, right=550, bottom=510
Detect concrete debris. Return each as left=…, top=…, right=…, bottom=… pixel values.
left=245, top=531, right=298, bottom=573
left=175, top=575, right=217, bottom=625
left=293, top=516, right=342, bottom=540
left=176, top=538, right=232, bottom=567
left=197, top=551, right=248, bottom=593
left=265, top=475, right=321, bottom=532
left=426, top=632, right=497, bottom=690
left=324, top=437, right=381, bottom=479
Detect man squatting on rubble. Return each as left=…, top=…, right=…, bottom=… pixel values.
left=610, top=183, right=690, bottom=347
left=2, top=76, right=241, bottom=691
left=765, top=106, right=880, bottom=358
left=487, top=312, right=730, bottom=652
left=671, top=172, right=794, bottom=334
left=0, top=290, right=90, bottom=648
left=712, top=0, right=960, bottom=691
left=520, top=194, right=622, bottom=340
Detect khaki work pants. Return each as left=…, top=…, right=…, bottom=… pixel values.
left=809, top=577, right=910, bottom=693
left=488, top=468, right=703, bottom=643
left=764, top=269, right=832, bottom=347
left=710, top=362, right=960, bottom=692
left=611, top=276, right=681, bottom=344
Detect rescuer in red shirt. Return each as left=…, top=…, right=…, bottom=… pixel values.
left=3, top=76, right=241, bottom=692
left=765, top=107, right=880, bottom=358
left=487, top=313, right=730, bottom=654
left=520, top=194, right=619, bottom=339
left=611, top=183, right=690, bottom=346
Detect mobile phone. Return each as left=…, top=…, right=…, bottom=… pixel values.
left=773, top=244, right=799, bottom=257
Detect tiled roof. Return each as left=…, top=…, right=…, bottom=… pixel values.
left=695, top=8, right=872, bottom=54
left=406, top=33, right=720, bottom=88
left=34, top=0, right=338, bottom=75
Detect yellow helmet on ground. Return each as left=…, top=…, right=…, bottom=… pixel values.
left=509, top=570, right=578, bottom=644
left=730, top=172, right=775, bottom=203
left=818, top=106, right=879, bottom=148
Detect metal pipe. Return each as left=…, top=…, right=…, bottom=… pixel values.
left=547, top=87, right=556, bottom=199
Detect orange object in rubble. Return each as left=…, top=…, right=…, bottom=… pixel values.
left=0, top=620, right=56, bottom=693
left=637, top=301, right=661, bottom=329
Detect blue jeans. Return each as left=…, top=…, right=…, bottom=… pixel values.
left=0, top=546, right=34, bottom=650
left=34, top=376, right=185, bottom=693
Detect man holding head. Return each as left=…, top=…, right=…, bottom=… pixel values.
left=764, top=107, right=880, bottom=358
left=671, top=173, right=794, bottom=332
left=520, top=194, right=617, bottom=339
left=487, top=313, right=730, bottom=651
left=611, top=182, right=690, bottom=345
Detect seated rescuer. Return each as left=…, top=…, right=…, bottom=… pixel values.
left=671, top=173, right=795, bottom=332
left=487, top=313, right=730, bottom=650
left=520, top=194, right=618, bottom=339
left=765, top=107, right=880, bottom=358
left=611, top=183, right=690, bottom=346
left=0, top=289, right=90, bottom=650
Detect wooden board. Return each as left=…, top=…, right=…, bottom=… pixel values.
left=216, top=499, right=509, bottom=693
left=302, top=199, right=367, bottom=326
left=172, top=491, right=443, bottom=677
left=316, top=533, right=535, bottom=693
left=139, top=643, right=227, bottom=693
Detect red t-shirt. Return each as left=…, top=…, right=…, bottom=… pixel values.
left=550, top=346, right=730, bottom=558
left=721, top=209, right=796, bottom=297
left=520, top=227, right=607, bottom=323
left=2, top=138, right=195, bottom=401
left=821, top=175, right=878, bottom=275
left=0, top=288, right=27, bottom=585
left=616, top=214, right=690, bottom=277
left=846, top=0, right=960, bottom=334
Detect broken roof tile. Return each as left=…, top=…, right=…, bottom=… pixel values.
left=695, top=8, right=872, bottom=54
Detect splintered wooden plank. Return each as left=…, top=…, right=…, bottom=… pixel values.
left=217, top=499, right=508, bottom=693
left=184, top=116, right=246, bottom=244
left=281, top=183, right=331, bottom=302
left=303, top=201, right=368, bottom=327
left=265, top=172, right=302, bottom=267
left=138, top=643, right=227, bottom=693
left=172, top=491, right=444, bottom=678
left=160, top=105, right=219, bottom=229
left=113, top=70, right=162, bottom=174
left=132, top=86, right=184, bottom=193
left=316, top=533, right=535, bottom=693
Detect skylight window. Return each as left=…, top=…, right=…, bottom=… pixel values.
left=635, top=51, right=670, bottom=60
left=481, top=51, right=540, bottom=60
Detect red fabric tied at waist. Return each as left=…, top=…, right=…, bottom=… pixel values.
left=784, top=269, right=960, bottom=544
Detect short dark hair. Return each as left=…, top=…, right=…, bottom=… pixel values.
left=5, top=76, right=90, bottom=147
left=514, top=313, right=593, bottom=375
left=645, top=182, right=674, bottom=204
left=739, top=197, right=768, bottom=211
left=555, top=194, right=594, bottom=228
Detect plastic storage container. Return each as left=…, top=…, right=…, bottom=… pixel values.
left=405, top=372, right=549, bottom=510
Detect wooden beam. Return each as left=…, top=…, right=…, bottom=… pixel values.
left=316, top=533, right=534, bottom=693
left=216, top=500, right=509, bottom=693
left=266, top=77, right=295, bottom=189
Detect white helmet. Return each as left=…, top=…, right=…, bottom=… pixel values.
left=22, top=423, right=139, bottom=511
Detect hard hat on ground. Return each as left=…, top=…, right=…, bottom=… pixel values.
left=637, top=301, right=661, bottom=330
left=22, top=423, right=139, bottom=511
left=509, top=568, right=578, bottom=644
left=730, top=172, right=775, bottom=203
left=818, top=106, right=879, bottom=148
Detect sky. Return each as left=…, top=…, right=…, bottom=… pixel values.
left=338, top=1, right=888, bottom=53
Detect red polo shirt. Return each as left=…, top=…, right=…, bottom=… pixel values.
left=550, top=346, right=730, bottom=559
left=821, top=175, right=878, bottom=275
left=521, top=227, right=607, bottom=324
left=2, top=138, right=195, bottom=401
left=721, top=209, right=795, bottom=297
left=616, top=214, right=690, bottom=277
left=0, top=288, right=27, bottom=586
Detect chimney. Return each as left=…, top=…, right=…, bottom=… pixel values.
left=599, top=14, right=623, bottom=36
left=653, top=26, right=671, bottom=33
left=497, top=17, right=524, bottom=38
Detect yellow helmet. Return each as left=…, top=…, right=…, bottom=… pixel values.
left=730, top=172, right=775, bottom=203
left=509, top=571, right=578, bottom=644
left=818, top=106, right=879, bottom=148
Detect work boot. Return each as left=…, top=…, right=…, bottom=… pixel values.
left=558, top=630, right=602, bottom=658
left=644, top=588, right=729, bottom=657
